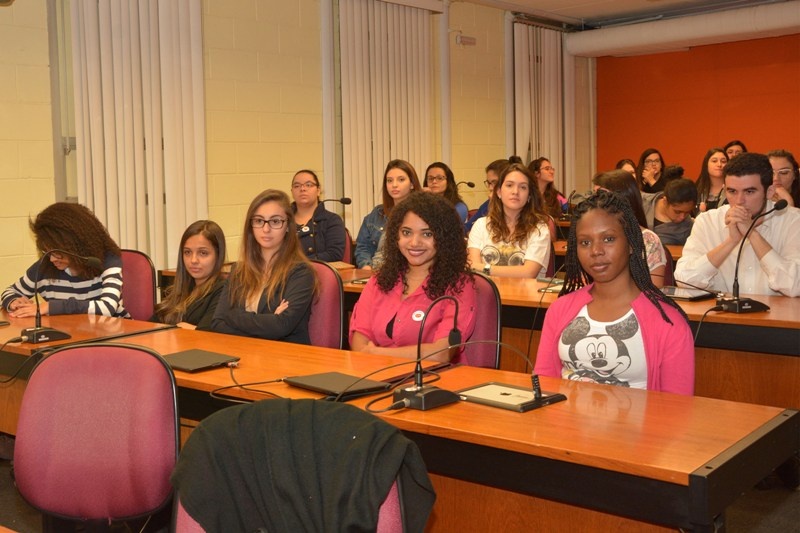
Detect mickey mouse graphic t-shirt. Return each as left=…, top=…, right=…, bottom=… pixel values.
left=556, top=306, right=647, bottom=390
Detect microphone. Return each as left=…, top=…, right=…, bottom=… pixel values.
left=20, top=249, right=103, bottom=344
left=393, top=295, right=461, bottom=410
left=456, top=181, right=475, bottom=189
left=560, top=190, right=577, bottom=220
left=322, top=197, right=352, bottom=205
left=717, top=199, right=788, bottom=313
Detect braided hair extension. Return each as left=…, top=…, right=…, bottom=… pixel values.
left=560, top=190, right=688, bottom=325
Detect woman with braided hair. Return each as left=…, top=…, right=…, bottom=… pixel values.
left=534, top=190, right=694, bottom=395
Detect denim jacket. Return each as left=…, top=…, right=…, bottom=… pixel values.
left=354, top=205, right=387, bottom=268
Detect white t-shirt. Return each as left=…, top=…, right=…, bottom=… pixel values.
left=557, top=306, right=647, bottom=390
left=467, top=217, right=551, bottom=269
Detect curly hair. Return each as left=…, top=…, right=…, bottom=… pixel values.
left=154, top=220, right=227, bottom=324
left=529, top=157, right=564, bottom=219
left=561, top=190, right=687, bottom=325
left=424, top=161, right=464, bottom=208
left=228, top=189, right=316, bottom=309
left=31, top=202, right=121, bottom=279
left=486, top=163, right=548, bottom=247
left=376, top=192, right=470, bottom=300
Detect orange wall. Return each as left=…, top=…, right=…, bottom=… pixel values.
left=596, top=34, right=800, bottom=179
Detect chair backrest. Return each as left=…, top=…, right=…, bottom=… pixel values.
left=457, top=272, right=501, bottom=368
left=14, top=343, right=178, bottom=522
left=171, top=399, right=433, bottom=532
left=344, top=227, right=354, bottom=265
left=121, top=249, right=157, bottom=320
left=546, top=241, right=556, bottom=277
left=662, top=244, right=675, bottom=286
left=308, top=260, right=344, bottom=349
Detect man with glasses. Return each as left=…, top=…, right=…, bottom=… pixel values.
left=675, top=152, right=800, bottom=297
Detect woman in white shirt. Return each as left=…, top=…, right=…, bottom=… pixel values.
left=467, top=163, right=551, bottom=278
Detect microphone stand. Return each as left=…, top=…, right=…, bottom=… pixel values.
left=20, top=250, right=103, bottom=343
left=717, top=199, right=788, bottom=313
left=393, top=295, right=461, bottom=410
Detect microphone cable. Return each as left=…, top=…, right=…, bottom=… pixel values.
left=526, top=261, right=567, bottom=372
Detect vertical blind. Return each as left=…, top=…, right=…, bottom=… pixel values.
left=339, top=0, right=434, bottom=235
left=513, top=23, right=565, bottom=183
left=70, top=0, right=206, bottom=270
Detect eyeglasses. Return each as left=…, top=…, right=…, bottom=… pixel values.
left=291, top=181, right=318, bottom=190
left=541, top=166, right=555, bottom=172
left=40, top=250, right=65, bottom=260
left=483, top=180, right=498, bottom=189
left=251, top=217, right=287, bottom=230
left=644, top=158, right=661, bottom=166
left=426, top=175, right=447, bottom=183
left=773, top=168, right=794, bottom=178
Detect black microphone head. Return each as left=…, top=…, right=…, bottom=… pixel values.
left=85, top=256, right=103, bottom=269
left=466, top=181, right=475, bottom=188
left=340, top=197, right=352, bottom=205
left=774, top=199, right=789, bottom=211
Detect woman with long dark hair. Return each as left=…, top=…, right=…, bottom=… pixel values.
left=696, top=147, right=728, bottom=212
left=534, top=190, right=694, bottom=395
left=423, top=162, right=468, bottom=226
left=349, top=193, right=476, bottom=362
left=152, top=220, right=226, bottom=330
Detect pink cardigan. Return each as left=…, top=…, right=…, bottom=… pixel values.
left=534, top=285, right=695, bottom=395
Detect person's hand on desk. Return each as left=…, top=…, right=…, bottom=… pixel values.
left=9, top=299, right=47, bottom=318
left=7, top=296, right=32, bottom=313
left=176, top=322, right=197, bottom=330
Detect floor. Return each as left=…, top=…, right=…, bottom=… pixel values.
left=0, top=456, right=797, bottom=532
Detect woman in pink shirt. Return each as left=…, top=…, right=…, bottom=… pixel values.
left=350, top=193, right=476, bottom=363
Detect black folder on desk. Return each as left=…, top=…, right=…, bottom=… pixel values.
left=163, top=349, right=240, bottom=373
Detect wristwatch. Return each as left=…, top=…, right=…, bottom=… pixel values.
left=483, top=263, right=491, bottom=275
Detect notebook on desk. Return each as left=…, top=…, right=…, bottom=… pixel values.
left=163, top=349, right=240, bottom=373
left=284, top=372, right=391, bottom=400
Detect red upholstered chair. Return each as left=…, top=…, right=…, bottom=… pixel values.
left=309, top=260, right=345, bottom=349
left=456, top=272, right=501, bottom=369
left=13, top=343, right=178, bottom=531
left=175, top=480, right=402, bottom=532
left=343, top=227, right=354, bottom=265
left=662, top=245, right=676, bottom=287
left=121, top=249, right=157, bottom=320
left=171, top=399, right=430, bottom=532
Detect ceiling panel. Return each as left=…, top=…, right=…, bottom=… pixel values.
left=470, top=0, right=788, bottom=28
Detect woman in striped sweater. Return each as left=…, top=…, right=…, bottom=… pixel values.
left=2, top=202, right=129, bottom=318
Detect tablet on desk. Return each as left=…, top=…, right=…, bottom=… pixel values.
left=163, top=349, right=240, bottom=373
left=661, top=286, right=715, bottom=302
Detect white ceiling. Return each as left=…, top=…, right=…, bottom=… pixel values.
left=471, top=0, right=790, bottom=28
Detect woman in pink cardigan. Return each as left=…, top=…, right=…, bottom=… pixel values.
left=534, top=190, right=694, bottom=395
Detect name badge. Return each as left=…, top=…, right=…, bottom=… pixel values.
left=412, top=310, right=425, bottom=322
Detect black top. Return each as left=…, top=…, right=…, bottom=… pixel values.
left=293, top=202, right=347, bottom=262
left=183, top=279, right=226, bottom=331
left=210, top=262, right=314, bottom=345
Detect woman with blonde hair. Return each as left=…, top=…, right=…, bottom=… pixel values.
left=211, top=190, right=316, bottom=344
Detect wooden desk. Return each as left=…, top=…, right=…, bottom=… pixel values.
left=1, top=317, right=797, bottom=532
left=338, top=270, right=800, bottom=408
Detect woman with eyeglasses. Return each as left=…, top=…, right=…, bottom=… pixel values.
left=695, top=148, right=728, bottom=212
left=423, top=162, right=468, bottom=226
left=151, top=220, right=227, bottom=330
left=467, top=163, right=551, bottom=278
left=211, top=190, right=316, bottom=344
left=635, top=148, right=668, bottom=193
left=767, top=149, right=800, bottom=207
left=465, top=156, right=521, bottom=233
left=290, top=169, right=346, bottom=262
left=354, top=160, right=422, bottom=270
left=2, top=202, right=129, bottom=318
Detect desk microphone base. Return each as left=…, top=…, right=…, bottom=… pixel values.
left=394, top=385, right=459, bottom=411
left=21, top=327, right=72, bottom=344
left=717, top=297, right=770, bottom=314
